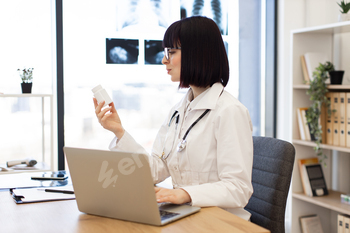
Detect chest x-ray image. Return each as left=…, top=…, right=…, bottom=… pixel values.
left=106, top=38, right=139, bottom=64
left=181, top=0, right=228, bottom=35
left=145, top=40, right=163, bottom=65
left=115, top=0, right=172, bottom=34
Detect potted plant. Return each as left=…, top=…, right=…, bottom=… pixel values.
left=329, top=70, right=345, bottom=85
left=17, top=68, right=33, bottom=93
left=319, top=61, right=345, bottom=85
left=338, top=0, right=350, bottom=21
left=305, top=61, right=335, bottom=165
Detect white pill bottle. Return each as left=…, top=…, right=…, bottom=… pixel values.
left=92, top=85, right=113, bottom=107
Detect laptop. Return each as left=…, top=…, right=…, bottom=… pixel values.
left=63, top=147, right=200, bottom=226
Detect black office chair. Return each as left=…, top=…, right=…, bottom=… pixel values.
left=245, top=136, right=295, bottom=233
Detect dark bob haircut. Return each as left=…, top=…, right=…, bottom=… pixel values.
left=162, top=16, right=229, bottom=88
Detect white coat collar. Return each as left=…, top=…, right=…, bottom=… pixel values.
left=175, top=82, right=224, bottom=111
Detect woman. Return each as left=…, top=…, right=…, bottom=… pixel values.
left=94, top=16, right=253, bottom=220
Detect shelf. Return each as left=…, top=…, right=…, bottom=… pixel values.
left=0, top=162, right=51, bottom=174
left=0, top=94, right=52, bottom=97
left=293, top=84, right=310, bottom=89
left=293, top=84, right=350, bottom=90
left=291, top=21, right=350, bottom=35
left=293, top=139, right=350, bottom=153
left=293, top=190, right=350, bottom=215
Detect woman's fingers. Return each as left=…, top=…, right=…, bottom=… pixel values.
left=109, top=102, right=117, bottom=113
left=93, top=98, right=123, bottom=138
left=154, top=187, right=161, bottom=193
left=94, top=100, right=105, bottom=115
left=154, top=187, right=190, bottom=204
left=93, top=98, right=98, bottom=108
left=98, top=106, right=112, bottom=122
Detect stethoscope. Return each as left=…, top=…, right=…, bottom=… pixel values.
left=161, top=109, right=210, bottom=161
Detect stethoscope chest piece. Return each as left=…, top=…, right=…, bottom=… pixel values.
left=162, top=108, right=210, bottom=159
left=177, top=140, right=186, bottom=152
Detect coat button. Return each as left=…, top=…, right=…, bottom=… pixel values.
left=174, top=166, right=178, bottom=171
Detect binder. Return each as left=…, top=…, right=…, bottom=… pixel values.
left=339, top=214, right=345, bottom=233
left=340, top=92, right=346, bottom=147
left=326, top=92, right=333, bottom=145
left=333, top=92, right=340, bottom=146
left=346, top=93, right=350, bottom=147
left=345, top=215, right=350, bottom=233
left=10, top=186, right=75, bottom=204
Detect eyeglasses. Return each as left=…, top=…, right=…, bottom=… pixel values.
left=164, top=47, right=181, bottom=60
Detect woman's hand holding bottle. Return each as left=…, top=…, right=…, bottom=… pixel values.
left=93, top=98, right=125, bottom=139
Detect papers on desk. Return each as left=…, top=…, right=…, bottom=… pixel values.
left=0, top=172, right=71, bottom=190
left=10, top=185, right=75, bottom=204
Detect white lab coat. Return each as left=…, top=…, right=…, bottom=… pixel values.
left=109, top=82, right=254, bottom=220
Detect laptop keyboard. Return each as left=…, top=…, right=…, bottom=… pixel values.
left=157, top=202, right=172, bottom=207
left=159, top=210, right=180, bottom=221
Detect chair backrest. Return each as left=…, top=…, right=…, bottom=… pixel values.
left=245, top=136, right=295, bottom=233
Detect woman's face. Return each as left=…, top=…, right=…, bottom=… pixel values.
left=162, top=48, right=181, bottom=82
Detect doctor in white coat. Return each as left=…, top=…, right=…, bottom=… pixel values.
left=94, top=16, right=254, bottom=220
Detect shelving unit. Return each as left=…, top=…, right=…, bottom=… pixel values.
left=291, top=21, right=350, bottom=233
left=294, top=84, right=350, bottom=90
left=293, top=190, right=350, bottom=216
left=293, top=139, right=350, bottom=153
left=0, top=94, right=54, bottom=173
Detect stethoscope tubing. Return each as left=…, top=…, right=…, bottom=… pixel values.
left=181, top=109, right=210, bottom=141
left=168, top=110, right=179, bottom=127
left=161, top=109, right=210, bottom=160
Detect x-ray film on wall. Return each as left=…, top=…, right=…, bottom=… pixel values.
left=106, top=38, right=139, bottom=64
left=181, top=0, right=228, bottom=35
left=115, top=0, right=173, bottom=34
left=145, top=40, right=163, bottom=65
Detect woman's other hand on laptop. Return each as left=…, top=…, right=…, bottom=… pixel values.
left=93, top=98, right=125, bottom=139
left=154, top=187, right=191, bottom=204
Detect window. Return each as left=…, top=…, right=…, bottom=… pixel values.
left=238, top=0, right=276, bottom=137
left=0, top=0, right=55, bottom=168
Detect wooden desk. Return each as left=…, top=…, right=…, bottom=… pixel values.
left=1, top=191, right=270, bottom=233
